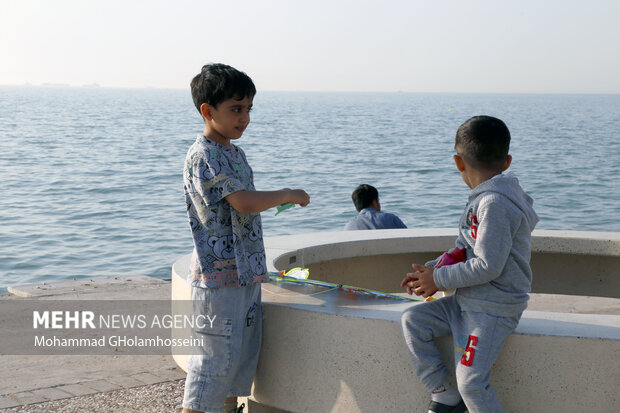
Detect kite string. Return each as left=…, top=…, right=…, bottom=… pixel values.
left=263, top=284, right=338, bottom=298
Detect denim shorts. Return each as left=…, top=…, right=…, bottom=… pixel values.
left=182, top=283, right=262, bottom=413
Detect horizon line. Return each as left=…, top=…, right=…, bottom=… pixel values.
left=1, top=83, right=619, bottom=96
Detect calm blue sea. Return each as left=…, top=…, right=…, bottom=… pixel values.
left=1, top=86, right=619, bottom=293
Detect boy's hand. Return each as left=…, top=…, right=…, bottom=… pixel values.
left=401, top=264, right=438, bottom=297
left=400, top=264, right=422, bottom=295
left=286, top=189, right=310, bottom=207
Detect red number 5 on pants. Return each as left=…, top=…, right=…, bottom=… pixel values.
left=461, top=335, right=478, bottom=367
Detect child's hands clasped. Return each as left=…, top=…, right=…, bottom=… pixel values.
left=400, top=264, right=438, bottom=297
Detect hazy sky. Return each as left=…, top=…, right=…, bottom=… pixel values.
left=1, top=0, right=619, bottom=93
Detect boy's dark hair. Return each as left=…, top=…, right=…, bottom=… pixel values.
left=455, top=115, right=511, bottom=170
left=190, top=63, right=256, bottom=115
left=352, top=184, right=379, bottom=211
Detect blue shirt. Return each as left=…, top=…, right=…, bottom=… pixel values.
left=344, top=208, right=407, bottom=230
left=183, top=135, right=269, bottom=288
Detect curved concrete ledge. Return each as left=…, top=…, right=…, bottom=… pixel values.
left=171, top=229, right=620, bottom=412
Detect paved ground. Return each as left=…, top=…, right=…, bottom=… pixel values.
left=0, top=379, right=187, bottom=412
left=0, top=276, right=188, bottom=411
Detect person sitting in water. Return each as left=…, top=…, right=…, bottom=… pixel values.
left=344, top=184, right=407, bottom=230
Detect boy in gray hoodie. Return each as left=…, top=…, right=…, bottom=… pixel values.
left=400, top=115, right=538, bottom=413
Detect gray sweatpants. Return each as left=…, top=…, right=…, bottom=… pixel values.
left=400, top=295, right=520, bottom=413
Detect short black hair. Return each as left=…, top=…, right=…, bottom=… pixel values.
left=190, top=63, right=256, bottom=115
left=351, top=184, right=379, bottom=211
left=455, top=115, right=511, bottom=170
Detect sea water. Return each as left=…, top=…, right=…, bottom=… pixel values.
left=1, top=86, right=619, bottom=292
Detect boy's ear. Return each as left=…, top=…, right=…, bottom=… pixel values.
left=502, top=155, right=513, bottom=171
left=453, top=154, right=466, bottom=172
left=370, top=199, right=380, bottom=211
left=200, top=103, right=213, bottom=120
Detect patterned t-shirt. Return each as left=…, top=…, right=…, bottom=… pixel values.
left=183, top=135, right=268, bottom=288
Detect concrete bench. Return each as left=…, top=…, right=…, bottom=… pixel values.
left=171, top=229, right=620, bottom=412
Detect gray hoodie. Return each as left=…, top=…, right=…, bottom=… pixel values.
left=430, top=172, right=539, bottom=317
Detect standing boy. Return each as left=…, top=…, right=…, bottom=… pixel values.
left=400, top=116, right=538, bottom=413
left=182, top=63, right=310, bottom=413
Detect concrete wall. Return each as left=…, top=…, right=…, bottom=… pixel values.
left=251, top=305, right=619, bottom=413
left=301, top=251, right=620, bottom=298
left=269, top=229, right=620, bottom=298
